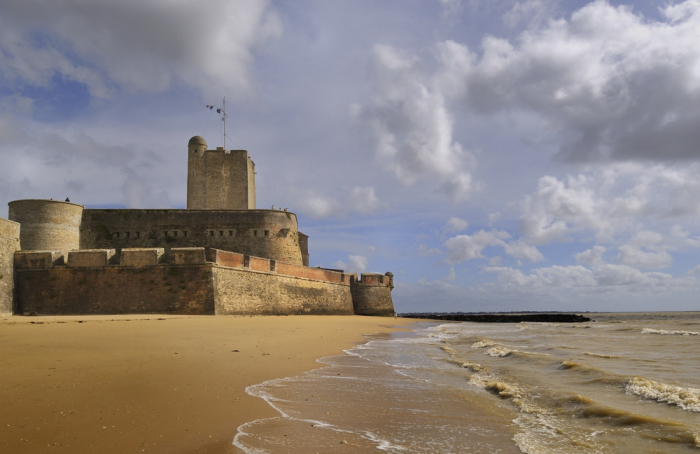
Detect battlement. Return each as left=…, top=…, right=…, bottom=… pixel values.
left=13, top=247, right=354, bottom=287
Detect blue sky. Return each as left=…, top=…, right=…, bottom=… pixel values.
left=2, top=0, right=700, bottom=312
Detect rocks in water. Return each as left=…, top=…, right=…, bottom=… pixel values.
left=400, top=313, right=591, bottom=323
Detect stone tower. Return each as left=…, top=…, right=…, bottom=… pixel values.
left=186, top=136, right=256, bottom=210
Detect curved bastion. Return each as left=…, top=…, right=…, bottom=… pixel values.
left=80, top=208, right=304, bottom=266
left=8, top=200, right=83, bottom=253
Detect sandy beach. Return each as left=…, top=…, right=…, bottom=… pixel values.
left=0, top=314, right=414, bottom=454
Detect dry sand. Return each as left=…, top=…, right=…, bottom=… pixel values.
left=0, top=314, right=414, bottom=454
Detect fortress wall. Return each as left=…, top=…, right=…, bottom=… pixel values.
left=15, top=265, right=215, bottom=316
left=120, top=248, right=164, bottom=267
left=212, top=266, right=354, bottom=315
left=351, top=284, right=395, bottom=316
left=8, top=200, right=83, bottom=253
left=0, top=218, right=20, bottom=315
left=275, top=262, right=345, bottom=284
left=80, top=209, right=303, bottom=265
left=248, top=256, right=269, bottom=272
left=206, top=249, right=244, bottom=268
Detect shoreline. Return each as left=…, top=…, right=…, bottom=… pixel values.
left=0, top=314, right=415, bottom=454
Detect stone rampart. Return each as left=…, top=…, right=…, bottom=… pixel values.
left=0, top=218, right=20, bottom=315
left=120, top=248, right=164, bottom=267
left=15, top=265, right=215, bottom=315
left=80, top=209, right=303, bottom=265
left=8, top=199, right=83, bottom=253
left=67, top=249, right=116, bottom=267
left=212, top=266, right=354, bottom=315
left=15, top=251, right=63, bottom=269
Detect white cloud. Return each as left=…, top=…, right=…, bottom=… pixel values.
left=487, top=212, right=501, bottom=226
left=331, top=255, right=369, bottom=274
left=298, top=191, right=339, bottom=219
left=519, top=163, right=700, bottom=246
left=353, top=44, right=476, bottom=202
left=445, top=216, right=469, bottom=232
left=444, top=229, right=543, bottom=264
left=484, top=263, right=694, bottom=295
left=0, top=0, right=282, bottom=99
left=617, top=231, right=673, bottom=270
left=347, top=186, right=382, bottom=215
left=574, top=245, right=606, bottom=266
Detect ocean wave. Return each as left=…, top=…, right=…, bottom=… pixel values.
left=471, top=339, right=493, bottom=348
left=584, top=352, right=622, bottom=359
left=625, top=377, right=700, bottom=412
left=641, top=328, right=699, bottom=336
left=485, top=346, right=514, bottom=357
left=440, top=345, right=486, bottom=372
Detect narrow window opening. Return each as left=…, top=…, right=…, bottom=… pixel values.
left=253, top=230, right=258, bottom=237
left=115, top=232, right=120, bottom=239
left=173, top=231, right=178, bottom=237
left=219, top=231, right=224, bottom=236
left=125, top=231, right=130, bottom=238
left=228, top=230, right=233, bottom=236
left=210, top=230, right=214, bottom=237
left=264, top=230, right=269, bottom=237
left=183, top=231, right=187, bottom=237
left=163, top=231, right=168, bottom=238
left=135, top=231, right=140, bottom=238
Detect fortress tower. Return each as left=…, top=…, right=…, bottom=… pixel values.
left=187, top=136, right=256, bottom=210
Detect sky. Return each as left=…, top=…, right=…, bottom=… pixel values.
left=2, top=0, right=700, bottom=313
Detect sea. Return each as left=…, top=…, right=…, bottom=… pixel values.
left=233, top=312, right=700, bottom=453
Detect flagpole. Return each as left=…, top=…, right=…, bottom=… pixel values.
left=223, top=96, right=226, bottom=150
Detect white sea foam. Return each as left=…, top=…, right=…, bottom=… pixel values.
left=584, top=352, right=622, bottom=359
left=471, top=340, right=494, bottom=348
left=641, top=328, right=700, bottom=336
left=625, top=377, right=700, bottom=412
left=485, top=346, right=514, bottom=357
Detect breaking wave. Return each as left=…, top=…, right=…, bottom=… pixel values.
left=625, top=377, right=700, bottom=412
left=641, top=328, right=699, bottom=336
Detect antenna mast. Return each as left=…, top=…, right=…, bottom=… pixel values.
left=222, top=96, right=226, bottom=150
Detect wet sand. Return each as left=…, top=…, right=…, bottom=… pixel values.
left=0, top=314, right=414, bottom=454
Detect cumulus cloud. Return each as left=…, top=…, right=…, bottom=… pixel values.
left=444, top=229, right=543, bottom=264
left=484, top=263, right=693, bottom=295
left=352, top=44, right=476, bottom=202
left=519, top=163, right=700, bottom=245
left=445, top=217, right=469, bottom=232
left=0, top=0, right=282, bottom=99
left=347, top=186, right=382, bottom=215
left=575, top=245, right=606, bottom=266
left=297, top=186, right=383, bottom=219
left=420, top=1, right=700, bottom=162
left=332, top=255, right=369, bottom=274
left=616, top=231, right=673, bottom=270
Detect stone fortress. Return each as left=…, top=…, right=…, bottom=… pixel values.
left=0, top=136, right=394, bottom=317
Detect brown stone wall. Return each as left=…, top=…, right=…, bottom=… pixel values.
left=8, top=199, right=83, bottom=253
left=248, top=256, right=269, bottom=272
left=206, top=249, right=244, bottom=268
left=187, top=146, right=254, bottom=210
left=352, top=284, right=395, bottom=316
left=0, top=218, right=20, bottom=314
left=212, top=267, right=354, bottom=315
left=80, top=209, right=303, bottom=265
left=120, top=248, right=164, bottom=267
left=15, top=265, right=214, bottom=315
left=276, top=262, right=343, bottom=283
